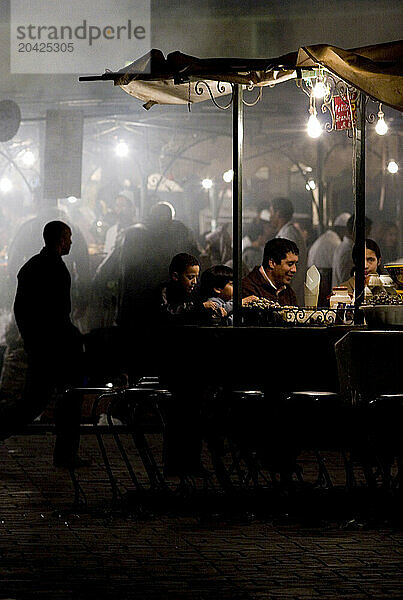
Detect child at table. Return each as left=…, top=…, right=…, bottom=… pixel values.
left=199, top=264, right=234, bottom=324
left=157, top=253, right=221, bottom=476
left=200, top=264, right=258, bottom=324
left=159, top=252, right=220, bottom=325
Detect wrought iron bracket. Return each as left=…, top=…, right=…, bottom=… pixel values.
left=187, top=81, right=263, bottom=111
left=242, top=84, right=263, bottom=107
left=193, top=81, right=234, bottom=110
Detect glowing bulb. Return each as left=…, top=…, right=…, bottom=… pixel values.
left=115, top=141, right=129, bottom=157
left=223, top=169, right=233, bottom=183
left=21, top=150, right=35, bottom=167
left=387, top=160, right=398, bottom=174
left=67, top=196, right=78, bottom=204
left=307, top=113, right=322, bottom=138
left=313, top=80, right=327, bottom=99
left=375, top=113, right=388, bottom=136
left=308, top=179, right=316, bottom=190
left=202, top=178, right=213, bottom=190
left=0, top=177, right=12, bottom=193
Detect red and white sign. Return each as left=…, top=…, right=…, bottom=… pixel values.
left=333, top=94, right=357, bottom=130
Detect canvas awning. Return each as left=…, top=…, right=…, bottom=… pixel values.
left=81, top=40, right=403, bottom=111
left=297, top=40, right=403, bottom=112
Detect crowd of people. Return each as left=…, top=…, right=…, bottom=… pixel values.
left=0, top=193, right=401, bottom=470
left=2, top=193, right=400, bottom=334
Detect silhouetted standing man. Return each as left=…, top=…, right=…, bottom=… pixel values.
left=14, top=220, right=85, bottom=467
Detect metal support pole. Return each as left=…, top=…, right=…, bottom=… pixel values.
left=354, top=92, right=366, bottom=323
left=316, top=138, right=324, bottom=234
left=140, top=173, right=148, bottom=221
left=210, top=187, right=217, bottom=232
left=140, top=129, right=149, bottom=221
left=232, top=85, right=243, bottom=327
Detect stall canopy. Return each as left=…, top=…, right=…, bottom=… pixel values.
left=80, top=40, right=402, bottom=323
left=81, top=40, right=403, bottom=111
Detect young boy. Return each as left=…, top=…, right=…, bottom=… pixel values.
left=200, top=264, right=258, bottom=324
left=159, top=252, right=218, bottom=325
left=158, top=253, right=220, bottom=477
left=199, top=264, right=234, bottom=324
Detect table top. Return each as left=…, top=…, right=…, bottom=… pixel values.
left=141, top=324, right=363, bottom=394
left=86, top=324, right=399, bottom=397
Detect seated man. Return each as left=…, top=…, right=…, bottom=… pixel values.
left=241, top=237, right=299, bottom=306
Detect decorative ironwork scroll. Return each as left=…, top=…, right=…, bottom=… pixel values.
left=193, top=81, right=234, bottom=110
left=242, top=84, right=263, bottom=107
left=242, top=306, right=354, bottom=327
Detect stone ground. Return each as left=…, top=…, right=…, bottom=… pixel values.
left=0, top=433, right=402, bottom=600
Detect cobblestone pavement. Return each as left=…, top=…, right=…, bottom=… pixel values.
left=0, top=434, right=402, bottom=600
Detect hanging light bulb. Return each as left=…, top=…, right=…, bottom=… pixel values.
left=21, top=149, right=35, bottom=168
left=223, top=169, right=233, bottom=183
left=307, top=110, right=322, bottom=138
left=375, top=116, right=388, bottom=135
left=375, top=104, right=388, bottom=135
left=114, top=141, right=129, bottom=157
left=201, top=178, right=213, bottom=189
left=313, top=79, right=328, bottom=99
left=306, top=90, right=322, bottom=139
left=387, top=160, right=398, bottom=174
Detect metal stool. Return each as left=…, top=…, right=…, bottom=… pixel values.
left=367, top=394, right=403, bottom=488
left=61, top=386, right=120, bottom=507
left=204, top=390, right=264, bottom=492
left=283, top=391, right=343, bottom=488
left=223, top=390, right=266, bottom=490
left=113, top=387, right=170, bottom=491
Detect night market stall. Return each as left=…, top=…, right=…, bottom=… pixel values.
left=80, top=41, right=402, bottom=394
left=79, top=44, right=402, bottom=498
left=80, top=40, right=403, bottom=325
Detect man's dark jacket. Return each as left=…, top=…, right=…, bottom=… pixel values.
left=14, top=247, right=79, bottom=355
left=242, top=266, right=297, bottom=306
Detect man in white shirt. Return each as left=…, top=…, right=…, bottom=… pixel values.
left=308, top=213, right=351, bottom=270
left=269, top=197, right=307, bottom=306
left=308, top=212, right=350, bottom=302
